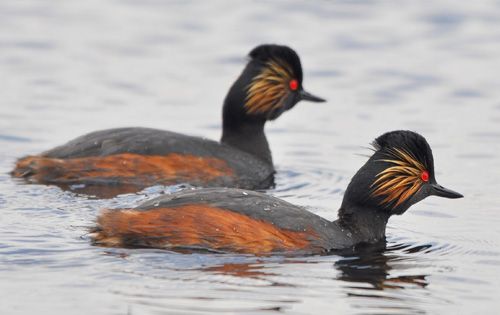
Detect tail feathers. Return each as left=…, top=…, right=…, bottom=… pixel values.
left=90, top=209, right=141, bottom=248
left=11, top=156, right=53, bottom=180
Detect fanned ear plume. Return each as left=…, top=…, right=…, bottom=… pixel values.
left=371, top=148, right=427, bottom=207
left=245, top=59, right=294, bottom=116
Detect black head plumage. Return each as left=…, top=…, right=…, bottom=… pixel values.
left=248, top=44, right=304, bottom=84
left=222, top=44, right=325, bottom=127
left=372, top=130, right=434, bottom=177
left=341, top=130, right=462, bottom=216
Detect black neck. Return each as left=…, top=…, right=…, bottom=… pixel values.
left=220, top=59, right=273, bottom=165
left=221, top=120, right=273, bottom=165
left=335, top=204, right=390, bottom=245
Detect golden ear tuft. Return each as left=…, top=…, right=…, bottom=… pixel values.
left=245, top=59, right=294, bottom=115
left=371, top=147, right=427, bottom=207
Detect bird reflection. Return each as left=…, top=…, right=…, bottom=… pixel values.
left=200, top=242, right=430, bottom=291
left=334, top=242, right=428, bottom=291
left=197, top=242, right=431, bottom=314
left=59, top=183, right=145, bottom=199
left=202, top=262, right=274, bottom=279
left=332, top=242, right=431, bottom=315
left=198, top=241, right=431, bottom=296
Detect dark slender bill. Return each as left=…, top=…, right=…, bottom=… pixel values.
left=431, top=184, right=463, bottom=199
left=299, top=89, right=326, bottom=102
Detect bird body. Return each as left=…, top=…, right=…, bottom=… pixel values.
left=91, top=131, right=463, bottom=255
left=13, top=128, right=274, bottom=196
left=11, top=44, right=324, bottom=197
left=92, top=188, right=347, bottom=255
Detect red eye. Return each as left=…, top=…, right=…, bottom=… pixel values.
left=289, top=79, right=298, bottom=91
left=421, top=171, right=429, bottom=182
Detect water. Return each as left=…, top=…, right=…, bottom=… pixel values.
left=1, top=1, right=500, bottom=314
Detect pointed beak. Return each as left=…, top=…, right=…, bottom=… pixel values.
left=431, top=184, right=463, bottom=199
left=299, top=89, right=326, bottom=103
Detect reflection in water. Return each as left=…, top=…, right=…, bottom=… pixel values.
left=12, top=171, right=192, bottom=199
left=203, top=262, right=274, bottom=279
left=52, top=182, right=146, bottom=199
left=197, top=243, right=431, bottom=292
left=336, top=243, right=428, bottom=291
left=335, top=243, right=430, bottom=315
left=196, top=242, right=432, bottom=314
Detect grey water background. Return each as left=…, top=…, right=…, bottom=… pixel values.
left=1, top=0, right=499, bottom=314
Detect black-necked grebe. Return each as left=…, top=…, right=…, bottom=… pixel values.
left=11, top=44, right=324, bottom=197
left=91, top=130, right=463, bottom=255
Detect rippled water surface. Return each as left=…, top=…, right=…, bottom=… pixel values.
left=1, top=1, right=500, bottom=314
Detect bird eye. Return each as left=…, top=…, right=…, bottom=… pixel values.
left=421, top=170, right=429, bottom=182
left=289, top=79, right=298, bottom=91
